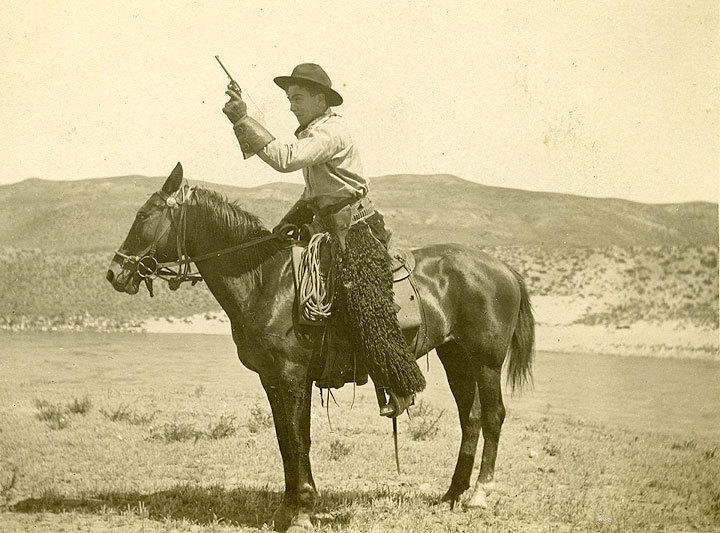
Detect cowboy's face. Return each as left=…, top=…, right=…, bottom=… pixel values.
left=286, top=84, right=326, bottom=127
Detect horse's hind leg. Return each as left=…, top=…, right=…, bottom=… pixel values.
left=466, top=364, right=505, bottom=509
left=437, top=341, right=482, bottom=507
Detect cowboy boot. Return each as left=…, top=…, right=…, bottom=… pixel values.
left=379, top=390, right=415, bottom=418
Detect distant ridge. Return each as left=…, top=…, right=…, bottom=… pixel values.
left=0, top=173, right=716, bottom=252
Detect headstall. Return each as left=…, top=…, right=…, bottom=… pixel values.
left=113, top=184, right=280, bottom=296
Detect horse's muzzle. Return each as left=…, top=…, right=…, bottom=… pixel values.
left=106, top=259, right=140, bottom=295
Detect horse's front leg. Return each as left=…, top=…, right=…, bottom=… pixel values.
left=261, top=367, right=316, bottom=532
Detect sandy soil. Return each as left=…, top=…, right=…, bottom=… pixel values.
left=532, top=295, right=718, bottom=360
left=143, top=313, right=231, bottom=336
left=141, top=297, right=719, bottom=361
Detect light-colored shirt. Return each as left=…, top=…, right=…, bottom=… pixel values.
left=257, top=109, right=368, bottom=210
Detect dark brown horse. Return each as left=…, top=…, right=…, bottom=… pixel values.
left=106, top=163, right=535, bottom=532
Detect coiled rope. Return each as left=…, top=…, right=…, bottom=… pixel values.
left=299, top=232, right=333, bottom=321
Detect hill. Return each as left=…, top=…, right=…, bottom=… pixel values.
left=374, top=174, right=718, bottom=247
left=0, top=173, right=716, bottom=252
left=1, top=245, right=717, bottom=333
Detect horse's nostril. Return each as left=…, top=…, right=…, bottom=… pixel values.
left=106, top=270, right=115, bottom=283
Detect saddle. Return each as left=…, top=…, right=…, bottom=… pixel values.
left=291, top=243, right=425, bottom=388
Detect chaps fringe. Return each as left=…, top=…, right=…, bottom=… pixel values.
left=333, top=224, right=426, bottom=396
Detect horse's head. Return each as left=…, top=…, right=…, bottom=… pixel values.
left=106, top=162, right=189, bottom=295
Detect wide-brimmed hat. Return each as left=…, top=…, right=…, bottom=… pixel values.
left=274, top=63, right=343, bottom=106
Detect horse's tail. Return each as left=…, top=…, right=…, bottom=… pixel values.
left=507, top=267, right=535, bottom=392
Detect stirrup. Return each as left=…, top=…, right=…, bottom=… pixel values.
left=379, top=391, right=415, bottom=418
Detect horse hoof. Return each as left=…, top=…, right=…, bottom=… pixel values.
left=440, top=487, right=465, bottom=507
left=464, top=494, right=488, bottom=509
left=438, top=496, right=458, bottom=510
left=464, top=482, right=494, bottom=510
left=287, top=526, right=312, bottom=533
left=286, top=512, right=313, bottom=532
left=271, top=505, right=293, bottom=531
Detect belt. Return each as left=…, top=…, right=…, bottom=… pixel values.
left=351, top=197, right=375, bottom=224
left=312, top=196, right=376, bottom=229
left=314, top=195, right=364, bottom=217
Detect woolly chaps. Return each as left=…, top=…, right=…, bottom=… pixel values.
left=331, top=223, right=426, bottom=396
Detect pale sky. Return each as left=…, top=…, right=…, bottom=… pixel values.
left=1, top=1, right=717, bottom=203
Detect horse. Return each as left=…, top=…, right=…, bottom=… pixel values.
left=106, top=163, right=535, bottom=532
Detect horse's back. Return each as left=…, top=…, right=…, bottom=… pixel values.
left=409, top=243, right=523, bottom=363
left=412, top=243, right=519, bottom=293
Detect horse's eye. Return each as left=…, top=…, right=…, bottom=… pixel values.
left=136, top=212, right=149, bottom=221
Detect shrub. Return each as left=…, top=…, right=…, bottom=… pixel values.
left=67, top=396, right=92, bottom=415
left=671, top=439, right=697, bottom=450
left=160, top=422, right=204, bottom=443
left=328, top=438, right=351, bottom=461
left=0, top=466, right=19, bottom=505
left=206, top=415, right=236, bottom=440
left=247, top=404, right=273, bottom=434
left=407, top=400, right=444, bottom=441
left=100, top=404, right=156, bottom=425
left=100, top=403, right=132, bottom=422
left=34, top=400, right=71, bottom=430
left=543, top=443, right=561, bottom=457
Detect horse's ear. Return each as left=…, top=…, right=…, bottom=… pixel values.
left=162, top=162, right=184, bottom=193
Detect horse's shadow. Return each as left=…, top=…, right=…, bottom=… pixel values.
left=11, top=483, right=438, bottom=529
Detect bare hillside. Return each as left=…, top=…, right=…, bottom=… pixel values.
left=0, top=173, right=716, bottom=252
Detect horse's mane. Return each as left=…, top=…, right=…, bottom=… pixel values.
left=190, top=187, right=287, bottom=274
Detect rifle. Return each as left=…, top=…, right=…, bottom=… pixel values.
left=215, top=55, right=241, bottom=95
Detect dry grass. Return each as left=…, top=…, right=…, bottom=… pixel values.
left=247, top=403, right=274, bottom=434
left=33, top=400, right=71, bottom=430
left=1, top=332, right=718, bottom=531
left=156, top=421, right=204, bottom=444
left=100, top=403, right=156, bottom=425
left=206, top=415, right=238, bottom=440
left=66, top=396, right=92, bottom=415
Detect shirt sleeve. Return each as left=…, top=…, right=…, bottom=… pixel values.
left=257, top=124, right=342, bottom=173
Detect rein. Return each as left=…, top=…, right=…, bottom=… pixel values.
left=113, top=184, right=284, bottom=296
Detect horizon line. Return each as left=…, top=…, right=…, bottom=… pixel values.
left=3, top=173, right=718, bottom=207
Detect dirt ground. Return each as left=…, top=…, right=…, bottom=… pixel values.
left=531, top=295, right=718, bottom=360
left=1, top=332, right=719, bottom=531
left=140, top=294, right=719, bottom=361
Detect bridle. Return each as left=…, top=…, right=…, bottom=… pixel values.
left=112, top=183, right=281, bottom=296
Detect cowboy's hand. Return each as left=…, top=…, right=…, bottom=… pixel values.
left=222, top=85, right=247, bottom=124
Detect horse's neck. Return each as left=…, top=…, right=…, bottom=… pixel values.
left=182, top=203, right=288, bottom=332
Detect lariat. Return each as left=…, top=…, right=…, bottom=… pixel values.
left=298, top=232, right=333, bottom=321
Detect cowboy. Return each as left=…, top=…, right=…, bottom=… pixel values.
left=222, top=63, right=425, bottom=417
